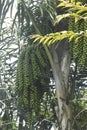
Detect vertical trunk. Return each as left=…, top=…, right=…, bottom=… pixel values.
left=51, top=41, right=72, bottom=130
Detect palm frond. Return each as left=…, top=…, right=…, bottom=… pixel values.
left=1, top=0, right=14, bottom=27
left=55, top=13, right=87, bottom=25
left=30, top=31, right=87, bottom=46
left=55, top=0, right=87, bottom=24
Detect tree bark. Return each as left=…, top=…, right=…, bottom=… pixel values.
left=51, top=40, right=72, bottom=130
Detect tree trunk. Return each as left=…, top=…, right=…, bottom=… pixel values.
left=51, top=40, right=72, bottom=130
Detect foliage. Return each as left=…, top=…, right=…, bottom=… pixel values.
left=31, top=0, right=87, bottom=129
left=30, top=30, right=87, bottom=44
left=16, top=44, right=52, bottom=125
left=31, top=0, right=87, bottom=68
left=0, top=1, right=20, bottom=129
left=0, top=25, right=19, bottom=129
left=0, top=0, right=87, bottom=130
left=70, top=61, right=87, bottom=129
left=13, top=0, right=57, bottom=128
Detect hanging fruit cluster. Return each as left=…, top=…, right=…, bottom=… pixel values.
left=16, top=45, right=51, bottom=124
left=69, top=0, right=87, bottom=68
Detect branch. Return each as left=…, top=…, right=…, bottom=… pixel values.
left=21, top=0, right=54, bottom=67
left=72, top=108, right=87, bottom=128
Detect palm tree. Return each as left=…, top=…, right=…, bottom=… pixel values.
left=1, top=0, right=87, bottom=130
left=0, top=0, right=57, bottom=129
left=31, top=1, right=87, bottom=130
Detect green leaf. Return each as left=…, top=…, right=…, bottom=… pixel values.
left=43, top=36, right=53, bottom=45
left=69, top=34, right=75, bottom=42
left=75, top=36, right=81, bottom=43
left=55, top=14, right=70, bottom=24
left=39, top=37, right=45, bottom=43
left=33, top=36, right=42, bottom=43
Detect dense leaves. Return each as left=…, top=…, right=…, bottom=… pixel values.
left=0, top=0, right=87, bottom=130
